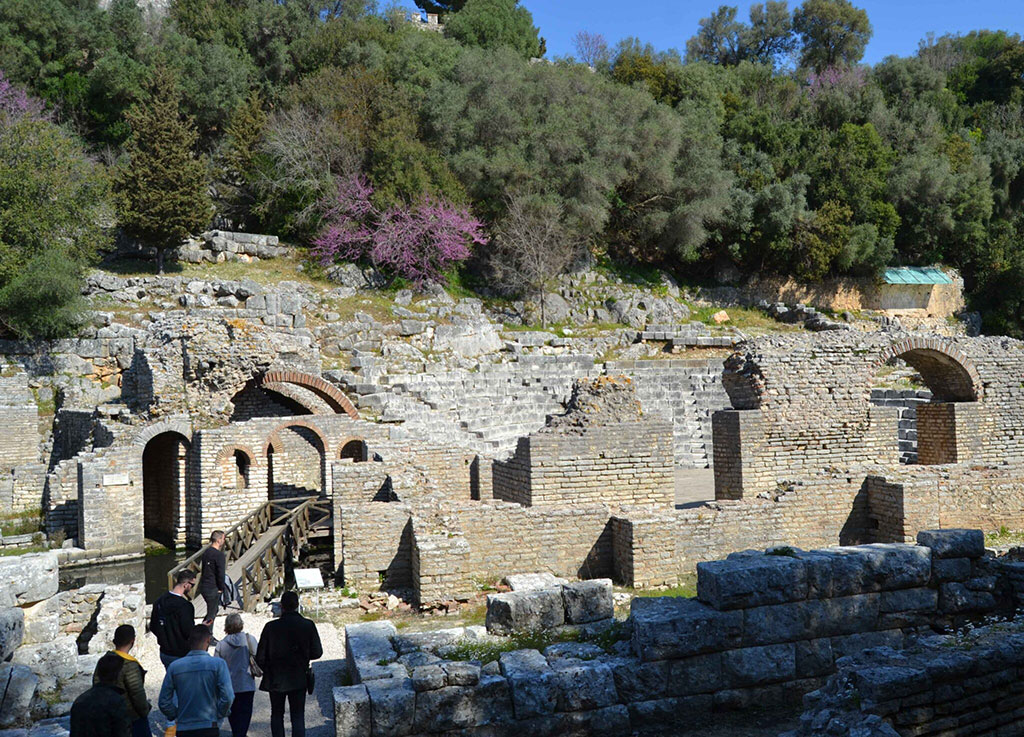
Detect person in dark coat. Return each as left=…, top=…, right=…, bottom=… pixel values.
left=95, top=624, right=150, bottom=737
left=71, top=652, right=132, bottom=737
left=255, top=591, right=323, bottom=737
left=151, top=569, right=197, bottom=668
left=199, top=530, right=227, bottom=624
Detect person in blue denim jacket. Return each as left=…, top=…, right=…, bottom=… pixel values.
left=159, top=624, right=234, bottom=737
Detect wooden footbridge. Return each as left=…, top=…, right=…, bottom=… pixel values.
left=168, top=496, right=332, bottom=616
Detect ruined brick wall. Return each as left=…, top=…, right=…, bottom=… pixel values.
left=336, top=503, right=413, bottom=590
left=493, top=423, right=673, bottom=507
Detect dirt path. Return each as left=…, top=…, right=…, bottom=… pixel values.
left=138, top=609, right=346, bottom=736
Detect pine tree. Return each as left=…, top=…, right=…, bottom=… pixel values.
left=116, top=66, right=212, bottom=274
left=219, top=90, right=266, bottom=227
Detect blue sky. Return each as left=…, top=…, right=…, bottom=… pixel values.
left=520, top=0, right=1024, bottom=64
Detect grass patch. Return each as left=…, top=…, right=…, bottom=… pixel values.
left=0, top=544, right=47, bottom=556
left=0, top=509, right=43, bottom=537
left=445, top=629, right=582, bottom=664
left=986, top=526, right=1024, bottom=547
left=626, top=573, right=698, bottom=600
left=688, top=304, right=800, bottom=334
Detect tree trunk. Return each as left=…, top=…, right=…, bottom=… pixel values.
left=541, top=293, right=547, bottom=328
left=156, top=248, right=165, bottom=275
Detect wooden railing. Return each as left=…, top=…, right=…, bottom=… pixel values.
left=167, top=496, right=332, bottom=612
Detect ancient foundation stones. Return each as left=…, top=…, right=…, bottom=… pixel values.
left=485, top=580, right=614, bottom=635
left=0, top=663, right=38, bottom=728
left=0, top=606, right=24, bottom=661
left=0, top=552, right=58, bottom=607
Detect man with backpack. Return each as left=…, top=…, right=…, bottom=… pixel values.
left=151, top=570, right=197, bottom=668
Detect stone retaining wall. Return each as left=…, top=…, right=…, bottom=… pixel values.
left=332, top=529, right=1003, bottom=737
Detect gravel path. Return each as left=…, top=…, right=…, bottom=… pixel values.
left=138, top=608, right=346, bottom=737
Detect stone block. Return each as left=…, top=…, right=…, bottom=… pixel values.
left=500, top=649, right=557, bottom=719
left=414, top=685, right=487, bottom=732
left=932, top=557, right=971, bottom=582
left=879, top=587, right=938, bottom=614
left=0, top=553, right=58, bottom=607
left=852, top=666, right=929, bottom=702
left=795, top=638, right=833, bottom=679
left=916, top=529, right=985, bottom=559
left=561, top=579, right=613, bottom=624
left=550, top=661, right=618, bottom=712
left=628, top=694, right=712, bottom=730
left=0, top=663, right=37, bottom=728
left=803, top=594, right=880, bottom=638
left=631, top=596, right=743, bottom=662
left=609, top=659, right=670, bottom=702
left=0, top=607, right=24, bottom=661
left=742, top=601, right=806, bottom=646
left=365, top=677, right=415, bottom=737
left=831, top=630, right=903, bottom=659
left=411, top=665, right=446, bottom=693
left=666, top=652, right=724, bottom=696
left=333, top=685, right=371, bottom=737
left=485, top=589, right=564, bottom=635
left=721, top=644, right=796, bottom=687
left=823, top=545, right=931, bottom=593
left=697, top=555, right=807, bottom=610
left=543, top=642, right=606, bottom=662
left=11, top=636, right=78, bottom=691
left=442, top=661, right=480, bottom=687
left=939, top=583, right=996, bottom=614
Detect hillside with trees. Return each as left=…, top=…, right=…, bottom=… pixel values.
left=2, top=0, right=1024, bottom=334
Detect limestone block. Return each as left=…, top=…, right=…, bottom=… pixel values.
left=19, top=598, right=58, bottom=646
left=697, top=555, right=808, bottom=610
left=878, top=587, right=937, bottom=614
left=609, top=659, right=670, bottom=702
left=499, top=649, right=557, bottom=719
left=334, top=685, right=371, bottom=737
left=939, top=583, right=995, bottom=614
left=397, top=652, right=441, bottom=671
left=411, top=665, right=446, bottom=693
left=795, top=638, right=833, bottom=679
left=561, top=579, right=613, bottom=624
left=550, top=661, right=617, bottom=712
left=442, top=661, right=480, bottom=687
left=721, top=643, right=795, bottom=687
left=485, top=589, right=565, bottom=636
left=630, top=597, right=743, bottom=662
left=0, top=553, right=58, bottom=607
left=365, top=677, right=415, bottom=737
left=803, top=595, right=880, bottom=638
left=543, top=642, right=606, bottom=662
left=741, top=601, right=806, bottom=647
left=627, top=694, right=712, bottom=730
left=345, top=621, right=398, bottom=683
left=851, top=665, right=927, bottom=702
left=667, top=652, right=724, bottom=696
left=916, top=529, right=985, bottom=559
left=11, top=636, right=78, bottom=691
left=0, top=663, right=38, bottom=727
left=830, top=630, right=903, bottom=659
left=0, top=607, right=24, bottom=661
left=931, top=557, right=971, bottom=583
left=413, top=678, right=512, bottom=733
left=505, top=573, right=568, bottom=592
left=393, top=628, right=464, bottom=654
left=822, top=544, right=931, bottom=593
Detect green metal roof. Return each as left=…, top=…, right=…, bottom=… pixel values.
left=883, top=267, right=952, bottom=285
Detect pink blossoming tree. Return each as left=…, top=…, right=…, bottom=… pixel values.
left=0, top=71, right=45, bottom=124
left=313, top=176, right=486, bottom=286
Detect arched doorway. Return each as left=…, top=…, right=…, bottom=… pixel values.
left=339, top=439, right=367, bottom=462
left=267, top=425, right=327, bottom=500
left=142, top=432, right=190, bottom=548
left=870, top=341, right=981, bottom=465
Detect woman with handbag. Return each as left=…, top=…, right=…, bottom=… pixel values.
left=213, top=614, right=260, bottom=737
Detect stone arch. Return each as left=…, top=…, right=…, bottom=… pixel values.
left=141, top=429, right=191, bottom=549
left=264, top=420, right=329, bottom=500
left=875, top=338, right=981, bottom=402
left=134, top=418, right=193, bottom=448
left=258, top=370, right=359, bottom=419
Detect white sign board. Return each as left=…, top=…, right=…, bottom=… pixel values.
left=294, top=568, right=324, bottom=590
left=103, top=473, right=130, bottom=486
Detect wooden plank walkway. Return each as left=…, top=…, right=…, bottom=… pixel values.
left=193, top=525, right=286, bottom=621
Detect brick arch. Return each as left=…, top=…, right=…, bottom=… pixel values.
left=258, top=371, right=358, bottom=419
left=214, top=443, right=259, bottom=468
left=876, top=338, right=982, bottom=402
left=262, top=419, right=331, bottom=458
left=133, top=418, right=193, bottom=448
left=338, top=436, right=368, bottom=461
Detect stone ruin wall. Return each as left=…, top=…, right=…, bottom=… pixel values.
left=332, top=529, right=1009, bottom=737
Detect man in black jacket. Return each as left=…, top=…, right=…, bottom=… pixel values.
left=256, top=591, right=323, bottom=737
left=151, top=569, right=196, bottom=668
left=199, top=530, right=227, bottom=623
left=70, top=652, right=132, bottom=737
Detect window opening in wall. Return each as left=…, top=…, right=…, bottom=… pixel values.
left=340, top=439, right=367, bottom=462
left=234, top=449, right=251, bottom=490
left=870, top=358, right=931, bottom=465
left=142, top=431, right=190, bottom=549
